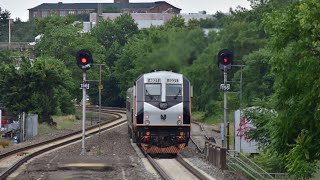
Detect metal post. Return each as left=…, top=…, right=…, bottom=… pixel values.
left=8, top=19, right=12, bottom=46
left=22, top=112, right=25, bottom=142
left=81, top=71, right=87, bottom=155
left=0, top=110, right=2, bottom=129
left=239, top=66, right=243, bottom=152
left=98, top=65, right=102, bottom=152
left=223, top=66, right=227, bottom=148
left=227, top=122, right=230, bottom=151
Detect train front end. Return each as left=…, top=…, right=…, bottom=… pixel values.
left=129, top=71, right=192, bottom=154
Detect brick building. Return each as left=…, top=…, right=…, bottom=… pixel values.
left=28, top=0, right=181, bottom=20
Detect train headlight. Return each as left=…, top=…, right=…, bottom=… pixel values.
left=145, top=112, right=150, bottom=120
left=178, top=115, right=182, bottom=120
left=177, top=120, right=182, bottom=125
left=145, top=120, right=150, bottom=125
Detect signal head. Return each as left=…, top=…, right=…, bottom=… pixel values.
left=217, top=49, right=233, bottom=71
left=76, top=49, right=93, bottom=70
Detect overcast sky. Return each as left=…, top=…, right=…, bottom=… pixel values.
left=0, top=0, right=251, bottom=21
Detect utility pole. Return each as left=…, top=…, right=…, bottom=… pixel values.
left=8, top=19, right=13, bottom=47
left=85, top=64, right=105, bottom=153
left=96, top=64, right=105, bottom=153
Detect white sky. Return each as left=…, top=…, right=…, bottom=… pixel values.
left=0, top=0, right=251, bottom=22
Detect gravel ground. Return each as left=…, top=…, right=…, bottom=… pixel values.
left=182, top=121, right=245, bottom=180
left=4, top=113, right=244, bottom=180
left=181, top=144, right=244, bottom=180
left=0, top=113, right=114, bottom=154
left=14, top=124, right=159, bottom=180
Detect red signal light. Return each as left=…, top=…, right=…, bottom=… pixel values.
left=76, top=49, right=93, bottom=70
left=224, top=58, right=228, bottom=63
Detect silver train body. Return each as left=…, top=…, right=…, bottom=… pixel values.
left=126, top=71, right=192, bottom=153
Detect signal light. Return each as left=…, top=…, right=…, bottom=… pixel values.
left=76, top=49, right=93, bottom=70
left=217, top=49, right=233, bottom=71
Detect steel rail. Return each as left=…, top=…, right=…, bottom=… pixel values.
left=0, top=110, right=123, bottom=160
left=145, top=154, right=172, bottom=180
left=0, top=110, right=126, bottom=179
left=190, top=136, right=204, bottom=153
left=192, top=121, right=211, bottom=140
left=176, top=154, right=211, bottom=180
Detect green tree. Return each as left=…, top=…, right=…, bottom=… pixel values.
left=0, top=7, right=11, bottom=42
left=164, top=15, right=185, bottom=29
left=0, top=56, right=74, bottom=122
left=261, top=0, right=320, bottom=178
left=91, top=14, right=139, bottom=106
left=114, top=26, right=207, bottom=98
left=0, top=7, right=10, bottom=23
left=34, top=15, right=106, bottom=106
left=35, top=14, right=76, bottom=34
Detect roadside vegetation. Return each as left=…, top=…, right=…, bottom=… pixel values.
left=1, top=0, right=320, bottom=178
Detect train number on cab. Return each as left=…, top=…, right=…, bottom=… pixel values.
left=166, top=79, right=179, bottom=84
left=147, top=78, right=161, bottom=83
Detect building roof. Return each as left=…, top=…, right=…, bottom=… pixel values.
left=28, top=1, right=181, bottom=11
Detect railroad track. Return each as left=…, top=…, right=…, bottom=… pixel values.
left=0, top=107, right=126, bottom=179
left=145, top=152, right=212, bottom=180
left=190, top=121, right=215, bottom=153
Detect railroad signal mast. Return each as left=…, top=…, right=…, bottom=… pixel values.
left=76, top=49, right=93, bottom=155
left=217, top=49, right=233, bottom=148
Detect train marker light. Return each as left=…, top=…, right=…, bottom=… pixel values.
left=76, top=49, right=93, bottom=70
left=217, top=49, right=233, bottom=71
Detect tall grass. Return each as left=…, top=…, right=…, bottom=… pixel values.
left=52, top=115, right=76, bottom=130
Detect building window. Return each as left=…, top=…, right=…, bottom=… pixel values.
left=42, top=11, right=49, bottom=17
left=60, top=11, right=66, bottom=16
left=69, top=10, right=75, bottom=15
left=78, top=10, right=85, bottom=14
left=33, top=11, right=38, bottom=17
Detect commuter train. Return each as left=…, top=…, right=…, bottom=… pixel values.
left=126, top=71, right=192, bottom=154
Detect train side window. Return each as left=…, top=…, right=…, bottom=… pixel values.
left=145, top=84, right=161, bottom=101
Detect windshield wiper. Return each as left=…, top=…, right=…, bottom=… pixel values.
left=145, top=89, right=153, bottom=100
left=174, top=89, right=181, bottom=99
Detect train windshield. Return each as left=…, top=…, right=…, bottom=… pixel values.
left=166, top=84, right=182, bottom=96
left=145, top=84, right=161, bottom=101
